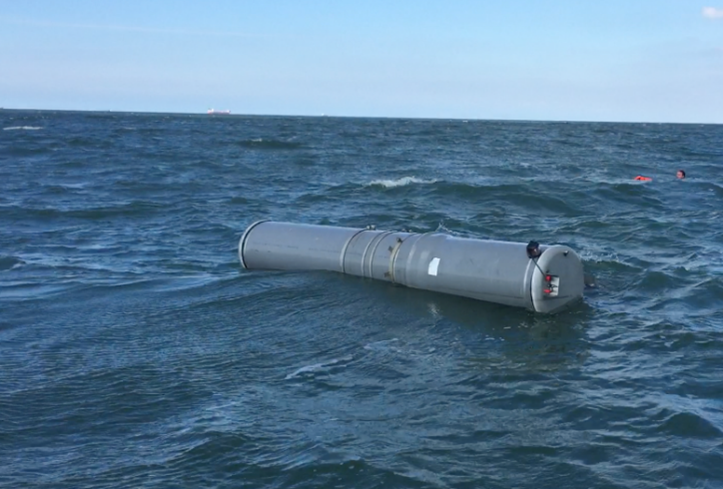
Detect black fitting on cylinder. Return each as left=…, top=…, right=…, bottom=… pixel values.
left=526, top=240, right=542, bottom=259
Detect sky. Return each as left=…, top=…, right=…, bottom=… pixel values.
left=1, top=0, right=722, bottom=123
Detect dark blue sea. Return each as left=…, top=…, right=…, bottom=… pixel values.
left=1, top=109, right=722, bottom=489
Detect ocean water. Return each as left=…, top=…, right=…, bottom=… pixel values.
left=1, top=110, right=722, bottom=488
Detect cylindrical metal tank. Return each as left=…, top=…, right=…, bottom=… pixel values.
left=239, top=220, right=585, bottom=314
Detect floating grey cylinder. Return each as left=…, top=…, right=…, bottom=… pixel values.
left=239, top=220, right=585, bottom=314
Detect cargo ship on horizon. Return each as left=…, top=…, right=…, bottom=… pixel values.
left=207, top=108, right=231, bottom=115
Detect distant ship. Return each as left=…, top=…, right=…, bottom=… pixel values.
left=207, top=108, right=231, bottom=115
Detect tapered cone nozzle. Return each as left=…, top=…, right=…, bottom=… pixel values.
left=239, top=221, right=585, bottom=314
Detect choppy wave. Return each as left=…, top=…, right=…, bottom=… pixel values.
left=284, top=355, right=354, bottom=380
left=367, top=176, right=439, bottom=187
left=0, top=255, right=24, bottom=271
left=237, top=138, right=304, bottom=150
left=3, top=126, right=43, bottom=131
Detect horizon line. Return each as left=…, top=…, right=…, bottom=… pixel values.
left=0, top=106, right=720, bottom=126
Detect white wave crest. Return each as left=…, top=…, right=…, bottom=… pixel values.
left=363, top=338, right=401, bottom=352
left=367, top=176, right=438, bottom=188
left=3, top=126, right=43, bottom=131
left=284, top=354, right=353, bottom=380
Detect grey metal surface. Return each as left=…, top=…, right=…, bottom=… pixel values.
left=531, top=245, right=586, bottom=314
left=239, top=221, right=585, bottom=313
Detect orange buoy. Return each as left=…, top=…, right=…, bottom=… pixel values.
left=634, top=175, right=652, bottom=181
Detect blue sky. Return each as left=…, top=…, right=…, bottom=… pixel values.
left=1, top=0, right=722, bottom=123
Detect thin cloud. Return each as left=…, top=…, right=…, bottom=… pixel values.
left=702, top=7, right=723, bottom=19
left=0, top=15, right=258, bottom=37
